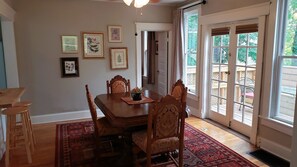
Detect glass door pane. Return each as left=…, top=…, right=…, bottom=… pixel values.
left=233, top=32, right=258, bottom=126
left=210, top=34, right=229, bottom=116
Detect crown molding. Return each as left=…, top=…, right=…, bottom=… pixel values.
left=0, top=0, right=15, bottom=21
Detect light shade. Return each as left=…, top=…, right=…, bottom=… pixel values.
left=123, top=0, right=150, bottom=8
left=123, top=0, right=133, bottom=6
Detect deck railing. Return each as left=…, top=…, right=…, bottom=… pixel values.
left=187, top=66, right=296, bottom=120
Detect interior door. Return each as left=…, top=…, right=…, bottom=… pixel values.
left=208, top=22, right=263, bottom=137
left=156, top=32, right=168, bottom=96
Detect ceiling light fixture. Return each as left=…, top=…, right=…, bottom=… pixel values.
left=123, top=0, right=150, bottom=8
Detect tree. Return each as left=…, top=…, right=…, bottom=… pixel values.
left=284, top=0, right=297, bottom=65
left=186, top=14, right=198, bottom=66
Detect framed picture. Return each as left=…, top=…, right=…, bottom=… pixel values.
left=108, top=26, right=122, bottom=43
left=110, top=47, right=128, bottom=70
left=61, top=35, right=78, bottom=53
left=60, top=57, right=79, bottom=77
left=82, top=32, right=104, bottom=58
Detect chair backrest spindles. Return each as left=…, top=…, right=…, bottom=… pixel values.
left=106, top=75, right=131, bottom=94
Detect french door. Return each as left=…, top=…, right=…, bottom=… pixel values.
left=208, top=21, right=263, bottom=137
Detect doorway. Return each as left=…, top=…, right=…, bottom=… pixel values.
left=208, top=21, right=264, bottom=137
left=141, top=31, right=168, bottom=96
left=135, top=23, right=173, bottom=93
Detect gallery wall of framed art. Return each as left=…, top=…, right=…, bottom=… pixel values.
left=60, top=57, right=79, bottom=77
left=82, top=32, right=104, bottom=59
left=109, top=47, right=128, bottom=70
left=61, top=35, right=78, bottom=54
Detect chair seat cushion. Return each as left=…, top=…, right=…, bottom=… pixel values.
left=97, top=117, right=123, bottom=137
left=132, top=130, right=179, bottom=155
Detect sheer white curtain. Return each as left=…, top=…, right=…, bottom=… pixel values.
left=171, top=9, right=184, bottom=86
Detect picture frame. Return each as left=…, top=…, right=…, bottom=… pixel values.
left=61, top=35, right=78, bottom=54
left=108, top=25, right=122, bottom=43
left=60, top=57, right=79, bottom=77
left=110, top=47, right=128, bottom=70
left=82, top=32, right=104, bottom=58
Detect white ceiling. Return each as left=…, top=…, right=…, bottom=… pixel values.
left=93, top=0, right=186, bottom=6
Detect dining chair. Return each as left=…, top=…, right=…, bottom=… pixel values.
left=106, top=75, right=131, bottom=94
left=132, top=95, right=185, bottom=167
left=171, top=79, right=189, bottom=117
left=85, top=84, right=123, bottom=157
left=238, top=78, right=255, bottom=111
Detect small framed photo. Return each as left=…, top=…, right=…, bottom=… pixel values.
left=108, top=26, right=122, bottom=43
left=82, top=32, right=104, bottom=58
left=60, top=57, right=79, bottom=77
left=61, top=35, right=78, bottom=54
left=110, top=47, right=128, bottom=70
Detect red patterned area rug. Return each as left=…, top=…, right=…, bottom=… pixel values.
left=55, top=121, right=258, bottom=167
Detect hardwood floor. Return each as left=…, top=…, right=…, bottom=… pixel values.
left=0, top=116, right=267, bottom=167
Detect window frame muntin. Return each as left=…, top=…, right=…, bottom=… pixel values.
left=183, top=6, right=200, bottom=95
left=272, top=0, right=296, bottom=124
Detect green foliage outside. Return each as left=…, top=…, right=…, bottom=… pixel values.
left=213, top=33, right=258, bottom=65
left=186, top=14, right=198, bottom=66
left=284, top=0, right=297, bottom=66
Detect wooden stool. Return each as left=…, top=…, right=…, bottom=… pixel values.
left=14, top=101, right=36, bottom=147
left=2, top=107, right=33, bottom=167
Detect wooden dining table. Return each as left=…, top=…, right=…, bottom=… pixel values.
left=94, top=90, right=162, bottom=129
left=0, top=87, right=25, bottom=108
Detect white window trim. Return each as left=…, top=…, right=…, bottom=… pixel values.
left=260, top=116, right=293, bottom=136
left=187, top=92, right=198, bottom=100
left=199, top=2, right=270, bottom=144
left=200, top=2, right=270, bottom=25
left=183, top=5, right=201, bottom=96
left=261, top=0, right=295, bottom=132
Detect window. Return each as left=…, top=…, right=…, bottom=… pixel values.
left=273, top=0, right=297, bottom=124
left=183, top=7, right=199, bottom=94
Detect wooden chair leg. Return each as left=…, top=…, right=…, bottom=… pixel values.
left=179, top=148, right=183, bottom=167
left=146, top=153, right=151, bottom=167
left=24, top=112, right=34, bottom=152
left=26, top=110, right=36, bottom=146
left=21, top=114, right=32, bottom=164
left=5, top=116, right=11, bottom=167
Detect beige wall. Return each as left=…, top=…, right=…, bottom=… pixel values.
left=3, top=0, right=13, bottom=8
left=201, top=0, right=269, bottom=15
left=13, top=0, right=173, bottom=116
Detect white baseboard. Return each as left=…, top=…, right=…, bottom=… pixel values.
left=31, top=109, right=104, bottom=124
left=259, top=137, right=291, bottom=162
